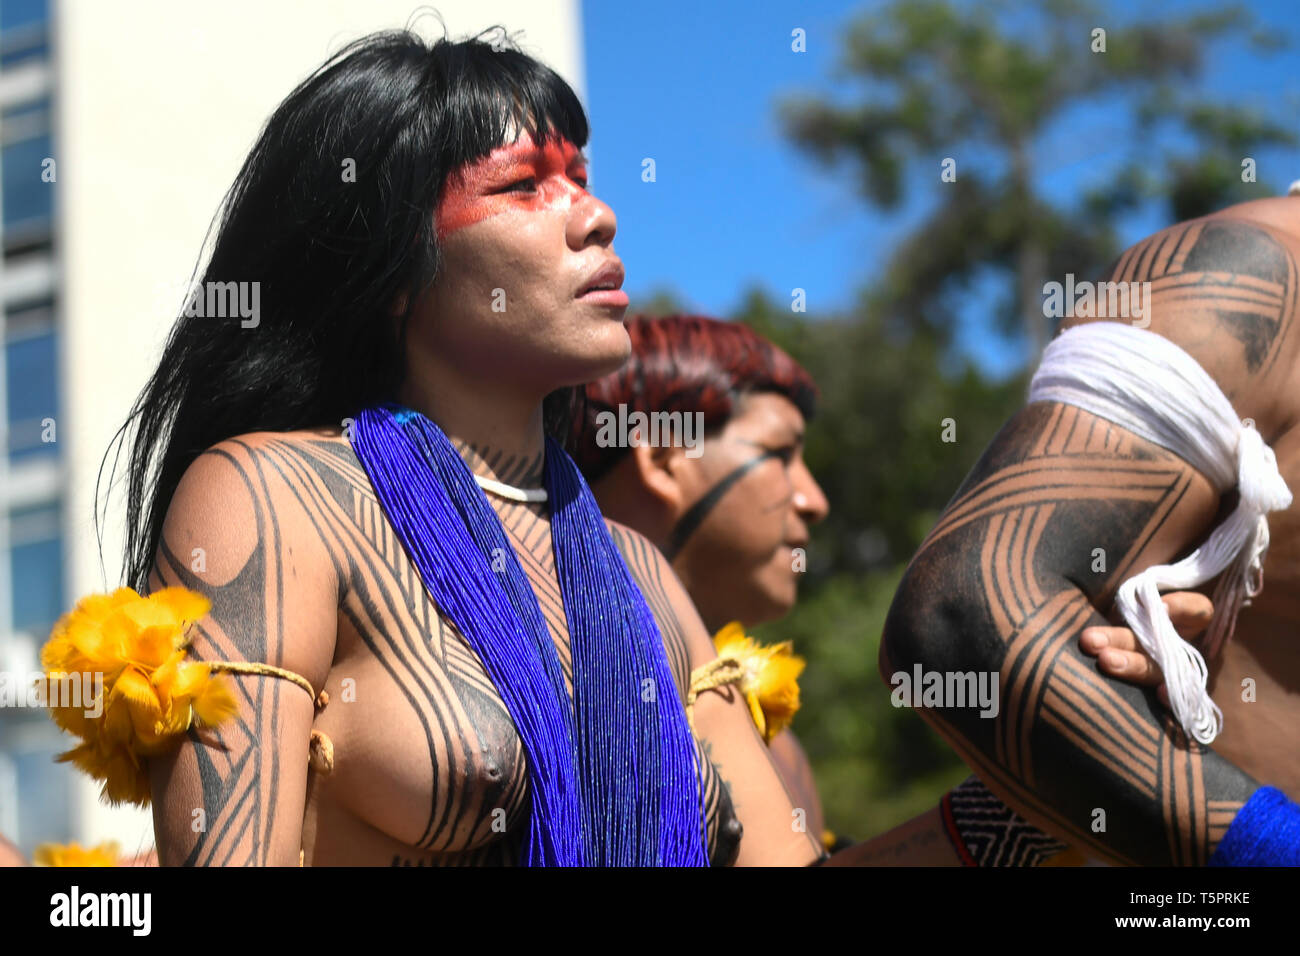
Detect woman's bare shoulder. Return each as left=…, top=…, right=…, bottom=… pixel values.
left=162, top=428, right=361, bottom=600
left=199, top=427, right=369, bottom=497
left=601, top=517, right=705, bottom=694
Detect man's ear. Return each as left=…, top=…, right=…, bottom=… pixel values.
left=628, top=440, right=689, bottom=514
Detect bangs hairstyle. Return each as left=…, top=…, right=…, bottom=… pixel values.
left=568, top=314, right=819, bottom=485
left=105, top=25, right=591, bottom=593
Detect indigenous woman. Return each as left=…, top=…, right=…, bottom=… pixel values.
left=94, top=28, right=822, bottom=866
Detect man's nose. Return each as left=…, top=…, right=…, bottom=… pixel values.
left=790, top=459, right=830, bottom=524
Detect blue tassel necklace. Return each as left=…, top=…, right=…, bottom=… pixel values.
left=349, top=403, right=707, bottom=866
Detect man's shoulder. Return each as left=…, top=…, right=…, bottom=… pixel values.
left=1069, top=203, right=1300, bottom=436
left=1206, top=195, right=1300, bottom=242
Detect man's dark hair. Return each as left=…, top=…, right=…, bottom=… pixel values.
left=569, top=314, right=819, bottom=485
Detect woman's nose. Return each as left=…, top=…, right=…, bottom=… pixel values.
left=569, top=189, right=617, bottom=249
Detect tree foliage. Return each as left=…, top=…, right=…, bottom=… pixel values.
left=743, top=0, right=1294, bottom=838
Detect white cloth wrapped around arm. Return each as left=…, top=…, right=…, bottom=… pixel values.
left=1027, top=321, right=1292, bottom=745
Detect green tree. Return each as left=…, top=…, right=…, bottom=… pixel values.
left=777, top=0, right=1294, bottom=356
left=744, top=0, right=1295, bottom=840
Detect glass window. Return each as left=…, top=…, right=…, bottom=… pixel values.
left=0, top=0, right=47, bottom=67
left=5, top=323, right=58, bottom=462
left=0, top=99, right=48, bottom=129
left=2, top=132, right=53, bottom=230
left=1, top=100, right=51, bottom=149
left=0, top=30, right=45, bottom=67
left=0, top=752, right=16, bottom=839
left=0, top=0, right=48, bottom=33
left=9, top=502, right=62, bottom=635
left=10, top=735, right=75, bottom=858
left=2, top=297, right=50, bottom=333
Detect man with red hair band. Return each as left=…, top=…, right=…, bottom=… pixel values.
left=569, top=314, right=831, bottom=845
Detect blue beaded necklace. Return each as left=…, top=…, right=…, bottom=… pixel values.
left=349, top=403, right=707, bottom=866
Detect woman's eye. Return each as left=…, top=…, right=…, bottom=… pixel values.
left=503, top=178, right=537, bottom=193
left=574, top=176, right=589, bottom=189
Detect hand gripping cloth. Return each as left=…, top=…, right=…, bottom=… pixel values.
left=1027, top=321, right=1292, bottom=745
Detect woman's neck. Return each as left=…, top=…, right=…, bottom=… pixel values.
left=397, top=372, right=548, bottom=489
left=451, top=436, right=546, bottom=489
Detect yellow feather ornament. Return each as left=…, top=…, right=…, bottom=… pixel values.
left=39, top=586, right=238, bottom=807
left=33, top=841, right=121, bottom=867
left=709, top=621, right=806, bottom=744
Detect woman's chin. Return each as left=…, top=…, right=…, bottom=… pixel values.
left=558, top=338, right=633, bottom=385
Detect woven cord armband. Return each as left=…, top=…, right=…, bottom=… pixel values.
left=41, top=586, right=332, bottom=809
left=686, top=622, right=806, bottom=744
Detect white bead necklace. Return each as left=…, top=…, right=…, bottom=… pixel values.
left=473, top=473, right=548, bottom=503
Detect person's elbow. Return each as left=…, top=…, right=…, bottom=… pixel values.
left=879, top=552, right=994, bottom=693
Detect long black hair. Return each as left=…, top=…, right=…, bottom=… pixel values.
left=101, top=25, right=591, bottom=593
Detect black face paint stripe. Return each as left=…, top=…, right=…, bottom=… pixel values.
left=664, top=449, right=783, bottom=562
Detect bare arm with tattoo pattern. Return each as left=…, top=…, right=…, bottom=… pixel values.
left=146, top=438, right=336, bottom=866
left=880, top=212, right=1300, bottom=865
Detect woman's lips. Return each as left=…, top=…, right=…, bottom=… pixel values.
left=576, top=288, right=630, bottom=307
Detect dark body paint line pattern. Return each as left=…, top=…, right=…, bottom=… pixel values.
left=151, top=434, right=738, bottom=865
left=885, top=219, right=1300, bottom=865
left=1108, top=219, right=1295, bottom=378
left=889, top=402, right=1255, bottom=865
left=149, top=440, right=296, bottom=866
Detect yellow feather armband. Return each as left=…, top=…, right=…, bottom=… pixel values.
left=33, top=841, right=121, bottom=867
left=685, top=621, right=805, bottom=744
left=39, top=586, right=322, bottom=808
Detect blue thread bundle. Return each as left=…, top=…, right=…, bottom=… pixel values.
left=1209, top=786, right=1300, bottom=866
left=350, top=403, right=707, bottom=866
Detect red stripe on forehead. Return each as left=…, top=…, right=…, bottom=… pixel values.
left=434, top=131, right=586, bottom=240
left=450, top=132, right=583, bottom=182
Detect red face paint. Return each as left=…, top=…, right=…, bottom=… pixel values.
left=434, top=131, right=589, bottom=241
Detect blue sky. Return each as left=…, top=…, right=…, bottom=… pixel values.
left=580, top=0, right=1300, bottom=378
